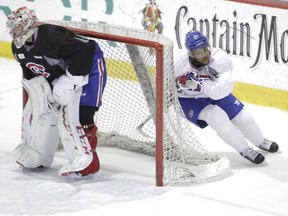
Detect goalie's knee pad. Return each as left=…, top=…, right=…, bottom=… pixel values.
left=22, top=76, right=54, bottom=119
left=57, top=88, right=100, bottom=176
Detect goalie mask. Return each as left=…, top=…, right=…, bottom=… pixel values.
left=6, top=7, right=37, bottom=48
left=185, top=31, right=211, bottom=70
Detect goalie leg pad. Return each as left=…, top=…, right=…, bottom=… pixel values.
left=58, top=87, right=100, bottom=176
left=14, top=101, right=59, bottom=168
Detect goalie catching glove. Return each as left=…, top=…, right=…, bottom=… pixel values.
left=52, top=68, right=88, bottom=106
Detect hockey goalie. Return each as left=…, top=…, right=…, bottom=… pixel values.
left=6, top=7, right=107, bottom=178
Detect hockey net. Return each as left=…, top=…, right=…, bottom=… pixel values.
left=44, top=21, right=231, bottom=186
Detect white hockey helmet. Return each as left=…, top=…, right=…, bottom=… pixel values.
left=6, top=6, right=37, bottom=48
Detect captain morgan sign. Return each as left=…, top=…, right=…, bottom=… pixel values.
left=174, top=5, right=288, bottom=69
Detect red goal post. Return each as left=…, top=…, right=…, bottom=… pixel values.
left=24, top=21, right=231, bottom=186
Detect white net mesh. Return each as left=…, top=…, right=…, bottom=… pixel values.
left=47, top=21, right=231, bottom=185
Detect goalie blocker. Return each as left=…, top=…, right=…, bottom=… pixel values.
left=14, top=76, right=100, bottom=177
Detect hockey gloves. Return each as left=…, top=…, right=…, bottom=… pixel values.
left=177, top=71, right=203, bottom=92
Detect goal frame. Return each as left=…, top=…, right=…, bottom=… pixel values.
left=22, top=23, right=166, bottom=186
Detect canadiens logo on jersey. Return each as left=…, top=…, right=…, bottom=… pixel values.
left=26, top=62, right=51, bottom=78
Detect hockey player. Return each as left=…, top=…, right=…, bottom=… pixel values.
left=174, top=30, right=279, bottom=164
left=6, top=7, right=107, bottom=178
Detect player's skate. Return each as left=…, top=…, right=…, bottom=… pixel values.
left=240, top=147, right=265, bottom=164
left=259, top=139, right=279, bottom=153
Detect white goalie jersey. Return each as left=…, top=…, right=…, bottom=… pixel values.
left=174, top=48, right=235, bottom=100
